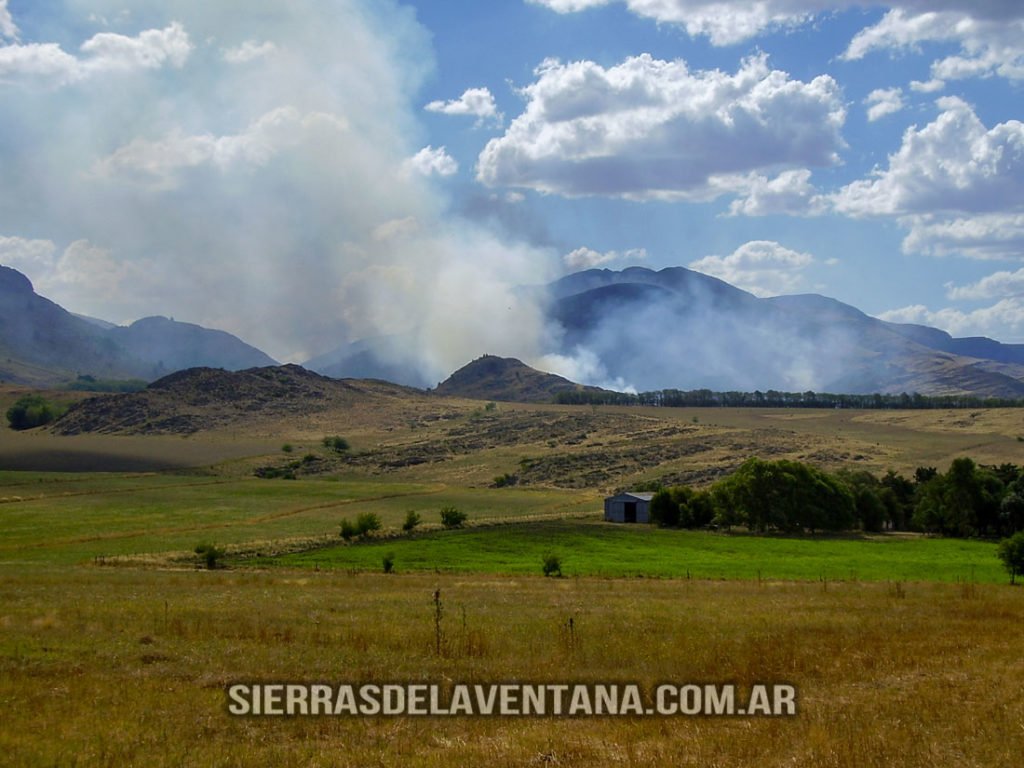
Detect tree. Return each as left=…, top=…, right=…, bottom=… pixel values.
left=996, top=532, right=1024, bottom=584
left=194, top=543, right=225, bottom=570
left=542, top=553, right=562, bottom=577
left=402, top=510, right=421, bottom=532
left=6, top=395, right=63, bottom=430
left=440, top=506, right=467, bottom=528
left=322, top=436, right=350, bottom=453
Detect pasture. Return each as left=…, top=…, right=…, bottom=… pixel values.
left=1, top=399, right=1023, bottom=765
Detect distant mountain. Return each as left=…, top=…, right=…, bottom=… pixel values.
left=435, top=355, right=608, bottom=403
left=109, top=316, right=276, bottom=375
left=0, top=265, right=277, bottom=385
left=547, top=267, right=1024, bottom=398
left=304, top=335, right=431, bottom=389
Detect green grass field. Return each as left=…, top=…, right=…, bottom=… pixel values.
left=0, top=471, right=597, bottom=565
left=271, top=519, right=1005, bottom=583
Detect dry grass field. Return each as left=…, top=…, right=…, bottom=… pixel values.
left=2, top=389, right=1023, bottom=765
left=1, top=569, right=1021, bottom=767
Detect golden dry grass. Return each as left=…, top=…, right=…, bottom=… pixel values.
left=1, top=567, right=1021, bottom=767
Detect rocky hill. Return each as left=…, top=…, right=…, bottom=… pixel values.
left=53, top=364, right=428, bottom=435
left=434, top=355, right=608, bottom=403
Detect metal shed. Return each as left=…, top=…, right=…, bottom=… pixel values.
left=604, top=492, right=654, bottom=523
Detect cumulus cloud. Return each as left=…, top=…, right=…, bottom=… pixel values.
left=946, top=268, right=1024, bottom=300
left=0, top=235, right=57, bottom=274
left=689, top=240, right=816, bottom=297
left=864, top=87, right=904, bottom=121
left=223, top=40, right=277, bottom=64
left=727, top=169, right=827, bottom=216
left=878, top=299, right=1024, bottom=340
left=405, top=145, right=459, bottom=177
left=0, top=0, right=17, bottom=41
left=425, top=87, right=502, bottom=127
left=843, top=7, right=1024, bottom=82
left=0, top=21, right=191, bottom=87
left=563, top=246, right=647, bottom=270
left=527, top=0, right=825, bottom=46
left=834, top=96, right=1024, bottom=216
left=910, top=78, right=945, bottom=92
left=477, top=53, right=845, bottom=202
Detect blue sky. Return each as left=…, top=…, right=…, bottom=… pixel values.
left=1, top=0, right=1023, bottom=374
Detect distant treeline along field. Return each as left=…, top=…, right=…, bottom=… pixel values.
left=649, top=457, right=1024, bottom=540
left=555, top=388, right=1024, bottom=409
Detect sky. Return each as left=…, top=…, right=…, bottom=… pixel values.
left=1, top=0, right=1023, bottom=377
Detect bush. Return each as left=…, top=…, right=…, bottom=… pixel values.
left=997, top=531, right=1024, bottom=584
left=194, top=543, right=225, bottom=570
left=402, top=510, right=421, bottom=532
left=356, top=512, right=381, bottom=535
left=339, top=519, right=358, bottom=540
left=323, top=436, right=350, bottom=453
left=492, top=472, right=518, bottom=488
left=281, top=443, right=293, bottom=453
left=6, top=395, right=64, bottom=430
left=440, top=506, right=467, bottom=529
left=382, top=553, right=395, bottom=574
left=542, top=553, right=562, bottom=578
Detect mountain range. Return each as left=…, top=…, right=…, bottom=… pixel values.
left=4, top=261, right=1024, bottom=398
left=0, top=265, right=275, bottom=385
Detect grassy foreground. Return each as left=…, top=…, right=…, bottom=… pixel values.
left=272, top=519, right=1005, bottom=584
left=1, top=567, right=1021, bottom=767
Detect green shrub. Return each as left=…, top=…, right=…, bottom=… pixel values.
left=194, top=543, right=225, bottom=570
left=382, top=553, right=395, bottom=574
left=6, top=395, right=64, bottom=430
left=356, top=512, right=381, bottom=535
left=492, top=473, right=518, bottom=488
left=997, top=531, right=1024, bottom=584
left=340, top=519, right=358, bottom=540
left=402, top=510, right=421, bottom=532
left=323, top=436, right=350, bottom=453
left=440, top=506, right=467, bottom=529
left=542, top=553, right=562, bottom=578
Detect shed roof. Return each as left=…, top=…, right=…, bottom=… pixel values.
left=606, top=492, right=655, bottom=502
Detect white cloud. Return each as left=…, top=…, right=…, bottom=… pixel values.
left=727, top=169, right=827, bottom=217
left=477, top=53, right=845, bottom=201
left=832, top=97, right=1024, bottom=259
left=0, top=21, right=191, bottom=87
left=689, top=240, right=815, bottom=297
left=527, top=0, right=822, bottom=46
left=425, top=87, right=502, bottom=127
left=0, top=236, right=57, bottom=275
left=563, top=246, right=647, bottom=270
left=946, top=268, right=1024, bottom=300
left=833, top=97, right=1024, bottom=219
left=405, top=145, right=459, bottom=177
left=878, top=299, right=1024, bottom=340
left=901, top=214, right=1024, bottom=260
left=864, top=87, right=904, bottom=121
left=843, top=8, right=1024, bottom=82
left=910, top=78, right=945, bottom=92
left=0, top=0, right=17, bottom=41
left=93, top=107, right=348, bottom=189
left=223, top=40, right=278, bottom=64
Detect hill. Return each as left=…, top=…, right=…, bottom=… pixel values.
left=52, top=364, right=430, bottom=436
left=0, top=265, right=277, bottom=385
left=434, top=354, right=606, bottom=403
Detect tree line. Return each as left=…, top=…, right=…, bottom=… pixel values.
left=648, top=457, right=1024, bottom=539
left=556, top=388, right=1024, bottom=410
